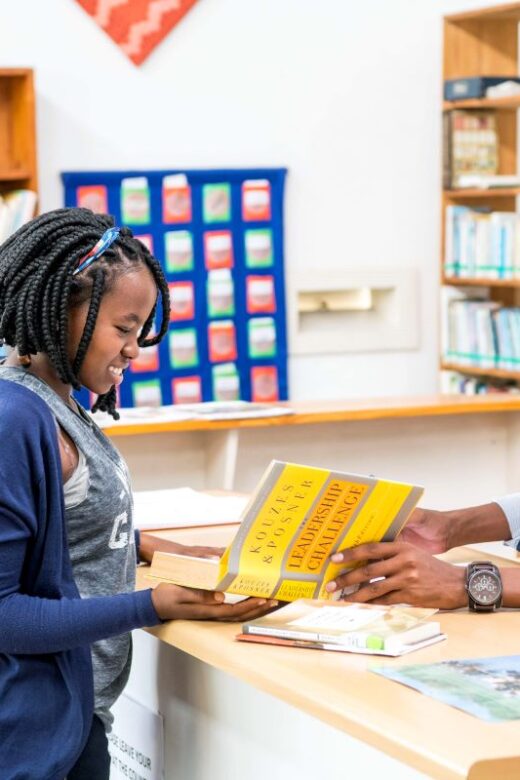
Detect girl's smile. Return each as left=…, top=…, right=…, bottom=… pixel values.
left=68, top=266, right=157, bottom=396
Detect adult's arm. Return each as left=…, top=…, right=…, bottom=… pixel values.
left=399, top=502, right=513, bottom=553
left=326, top=542, right=520, bottom=609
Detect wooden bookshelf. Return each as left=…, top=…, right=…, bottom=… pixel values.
left=441, top=361, right=520, bottom=381
left=442, top=4, right=520, bottom=392
left=442, top=276, right=520, bottom=288
left=0, top=69, right=37, bottom=196
left=443, top=95, right=520, bottom=110
left=446, top=187, right=520, bottom=199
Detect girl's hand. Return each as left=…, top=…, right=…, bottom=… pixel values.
left=173, top=543, right=226, bottom=559
left=326, top=541, right=467, bottom=610
left=139, top=533, right=225, bottom=564
left=151, top=582, right=277, bottom=622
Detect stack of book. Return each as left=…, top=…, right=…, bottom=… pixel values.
left=443, top=110, right=498, bottom=189
left=444, top=205, right=520, bottom=280
left=441, top=371, right=520, bottom=395
left=443, top=291, right=520, bottom=372
left=237, top=601, right=444, bottom=657
left=0, top=189, right=37, bottom=244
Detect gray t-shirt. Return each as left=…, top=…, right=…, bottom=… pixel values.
left=0, top=366, right=136, bottom=730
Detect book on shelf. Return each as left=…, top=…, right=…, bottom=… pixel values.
left=147, top=460, right=423, bottom=601
left=0, top=189, right=37, bottom=244
left=444, top=205, right=520, bottom=280
left=443, top=110, right=498, bottom=189
left=443, top=76, right=520, bottom=101
left=440, top=371, right=520, bottom=395
left=443, top=288, right=499, bottom=370
left=237, top=601, right=444, bottom=656
left=486, top=81, right=520, bottom=99
left=442, top=290, right=520, bottom=373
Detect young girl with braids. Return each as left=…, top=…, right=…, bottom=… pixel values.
left=0, top=208, right=272, bottom=780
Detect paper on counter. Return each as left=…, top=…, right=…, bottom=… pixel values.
left=133, top=487, right=249, bottom=530
left=464, top=541, right=520, bottom=564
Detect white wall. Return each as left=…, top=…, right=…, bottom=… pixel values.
left=0, top=0, right=508, bottom=400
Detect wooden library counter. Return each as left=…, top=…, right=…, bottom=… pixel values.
left=105, top=394, right=520, bottom=437
left=104, top=394, right=520, bottom=498
left=136, top=529, right=520, bottom=780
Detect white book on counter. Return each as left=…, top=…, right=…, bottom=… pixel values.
left=94, top=401, right=294, bottom=428
left=133, top=487, right=248, bottom=530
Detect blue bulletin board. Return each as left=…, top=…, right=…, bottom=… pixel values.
left=62, top=168, right=288, bottom=409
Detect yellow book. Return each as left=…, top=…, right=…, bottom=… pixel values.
left=147, top=460, right=423, bottom=601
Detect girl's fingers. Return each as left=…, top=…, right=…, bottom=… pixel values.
left=172, top=597, right=276, bottom=622
left=216, top=597, right=278, bottom=620
left=190, top=546, right=226, bottom=559
left=217, top=599, right=279, bottom=623
left=160, top=583, right=226, bottom=604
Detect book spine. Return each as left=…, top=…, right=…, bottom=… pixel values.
left=244, top=625, right=323, bottom=642
left=245, top=620, right=441, bottom=651
left=443, top=112, right=453, bottom=189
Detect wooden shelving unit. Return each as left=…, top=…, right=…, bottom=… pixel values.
left=446, top=187, right=520, bottom=199
left=0, top=68, right=37, bottom=196
left=443, top=95, right=520, bottom=110
left=441, top=3, right=520, bottom=387
left=443, top=276, right=520, bottom=288
left=441, top=361, right=520, bottom=381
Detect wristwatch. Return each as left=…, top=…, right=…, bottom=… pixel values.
left=466, top=561, right=503, bottom=612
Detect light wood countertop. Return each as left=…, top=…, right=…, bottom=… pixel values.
left=136, top=527, right=520, bottom=779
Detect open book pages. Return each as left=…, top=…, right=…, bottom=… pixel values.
left=239, top=600, right=444, bottom=657
left=147, top=460, right=423, bottom=601
left=133, top=487, right=249, bottom=530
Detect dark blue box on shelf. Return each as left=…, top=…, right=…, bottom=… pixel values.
left=444, top=76, right=520, bottom=101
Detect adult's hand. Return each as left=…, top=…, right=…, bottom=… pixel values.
left=400, top=502, right=512, bottom=552
left=399, top=507, right=451, bottom=554
left=151, top=583, right=277, bottom=622
left=326, top=542, right=467, bottom=609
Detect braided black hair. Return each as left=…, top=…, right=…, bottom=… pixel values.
left=0, top=207, right=170, bottom=419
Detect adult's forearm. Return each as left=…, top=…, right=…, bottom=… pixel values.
left=446, top=502, right=511, bottom=548
left=501, top=568, right=520, bottom=608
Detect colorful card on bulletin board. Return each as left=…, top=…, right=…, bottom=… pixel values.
left=62, top=168, right=288, bottom=409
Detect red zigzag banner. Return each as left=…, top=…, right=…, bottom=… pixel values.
left=75, top=0, right=199, bottom=66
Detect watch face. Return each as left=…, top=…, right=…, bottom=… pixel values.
left=468, top=570, right=502, bottom=606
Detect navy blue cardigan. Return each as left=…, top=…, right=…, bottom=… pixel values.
left=0, top=380, right=158, bottom=780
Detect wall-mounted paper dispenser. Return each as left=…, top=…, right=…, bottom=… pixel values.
left=288, top=268, right=419, bottom=355
left=297, top=287, right=373, bottom=313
